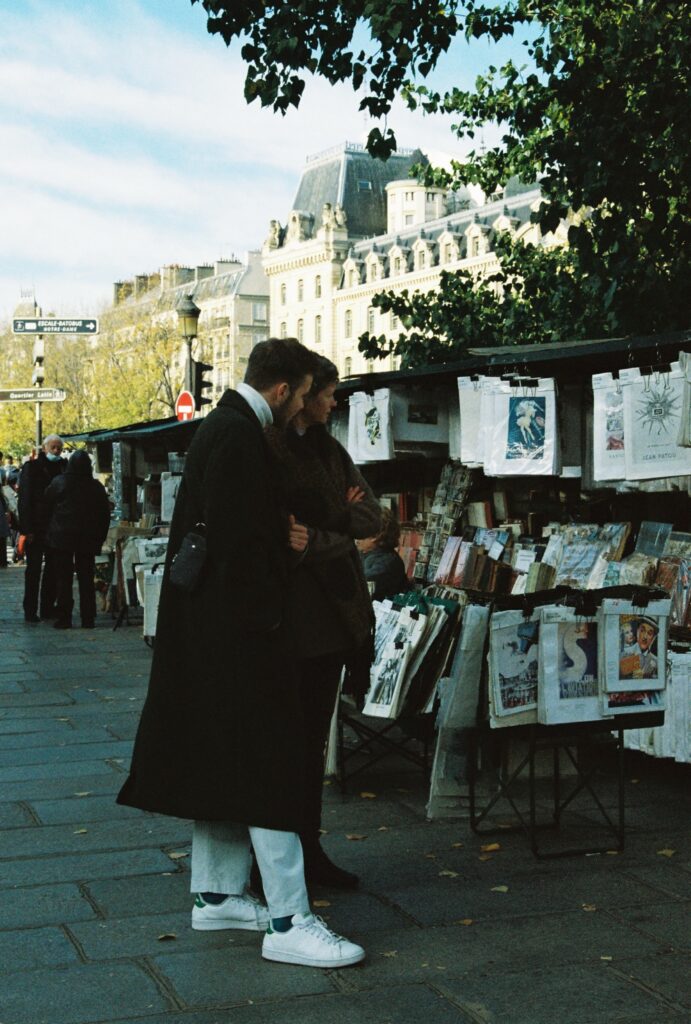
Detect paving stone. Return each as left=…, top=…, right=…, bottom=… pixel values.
left=0, top=679, right=26, bottom=693
left=0, top=719, right=76, bottom=736
left=0, top=816, right=189, bottom=858
left=0, top=726, right=110, bottom=748
left=0, top=801, right=34, bottom=827
left=608, top=901, right=691, bottom=950
left=613, top=953, right=691, bottom=1009
left=29, top=794, right=147, bottom=825
left=622, top=866, right=691, bottom=901
left=0, top=759, right=126, bottom=784
left=0, top=882, right=99, bottom=929
left=0, top=962, right=169, bottom=1024
left=104, top=984, right=470, bottom=1023
left=0, top=739, right=133, bottom=768
left=70, top=910, right=260, bottom=960
left=0, top=769, right=125, bottom=803
left=0, top=690, right=75, bottom=708
left=0, top=924, right=81, bottom=971
left=0, top=847, right=177, bottom=888
left=437, top=960, right=674, bottom=1024
left=152, top=946, right=334, bottom=1005
left=84, top=872, right=192, bottom=919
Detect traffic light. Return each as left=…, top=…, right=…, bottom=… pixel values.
left=192, top=359, right=213, bottom=409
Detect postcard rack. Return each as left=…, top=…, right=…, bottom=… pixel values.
left=467, top=712, right=664, bottom=858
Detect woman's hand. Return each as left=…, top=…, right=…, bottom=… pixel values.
left=288, top=514, right=309, bottom=552
left=345, top=486, right=365, bottom=504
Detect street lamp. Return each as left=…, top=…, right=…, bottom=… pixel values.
left=176, top=294, right=201, bottom=392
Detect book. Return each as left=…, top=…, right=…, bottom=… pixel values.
left=466, top=500, right=494, bottom=529
left=450, top=540, right=473, bottom=589
left=664, top=531, right=691, bottom=559
left=434, top=536, right=462, bottom=586
left=635, top=521, right=673, bottom=558
left=654, top=557, right=691, bottom=626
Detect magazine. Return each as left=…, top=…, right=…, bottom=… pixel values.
left=488, top=609, right=540, bottom=727
left=537, top=607, right=603, bottom=724
left=597, top=598, right=670, bottom=693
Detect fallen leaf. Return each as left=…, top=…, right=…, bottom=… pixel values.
left=420, top=962, right=429, bottom=968
left=313, top=899, right=331, bottom=908
left=359, top=791, right=377, bottom=799
left=73, top=829, right=88, bottom=835
left=345, top=834, right=368, bottom=841
left=319, top=828, right=329, bottom=836
left=168, top=851, right=189, bottom=860
left=377, top=826, right=389, bottom=832
left=478, top=854, right=493, bottom=862
left=496, top=822, right=514, bottom=829
left=630, top=778, right=640, bottom=784
left=606, top=850, right=620, bottom=856
left=435, top=965, right=446, bottom=971
left=74, top=792, right=91, bottom=798
left=380, top=950, right=398, bottom=958
left=323, top=779, right=332, bottom=786
left=451, top=842, right=464, bottom=849
left=491, top=885, right=509, bottom=893
left=657, top=848, right=676, bottom=857
left=582, top=904, right=597, bottom=912
left=600, top=955, right=612, bottom=961
left=424, top=853, right=437, bottom=860
left=55, top=717, right=70, bottom=722
left=458, top=918, right=473, bottom=926
left=439, top=869, right=459, bottom=878
left=157, top=933, right=177, bottom=941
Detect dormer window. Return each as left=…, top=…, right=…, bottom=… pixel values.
left=348, top=268, right=357, bottom=287
left=445, top=244, right=454, bottom=263
left=357, top=180, right=372, bottom=192
left=394, top=257, right=402, bottom=274
left=471, top=236, right=480, bottom=257
left=419, top=250, right=426, bottom=269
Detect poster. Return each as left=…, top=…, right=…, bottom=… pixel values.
left=488, top=609, right=540, bottom=727
left=622, top=363, right=691, bottom=479
left=598, top=598, right=670, bottom=693
left=484, top=379, right=558, bottom=477
left=347, top=389, right=394, bottom=463
left=592, top=372, right=626, bottom=481
left=457, top=376, right=485, bottom=467
left=538, top=607, right=603, bottom=724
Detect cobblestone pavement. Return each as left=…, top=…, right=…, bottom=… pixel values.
left=1, top=560, right=689, bottom=1024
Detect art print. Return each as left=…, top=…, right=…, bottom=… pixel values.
left=506, top=396, right=546, bottom=460
left=598, top=598, right=670, bottom=693
left=622, top=365, right=691, bottom=479
left=538, top=608, right=603, bottom=724
left=617, top=613, right=660, bottom=681
left=490, top=612, right=539, bottom=716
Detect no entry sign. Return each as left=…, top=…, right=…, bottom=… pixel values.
left=175, top=390, right=196, bottom=421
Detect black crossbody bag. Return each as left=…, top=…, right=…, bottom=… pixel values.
left=169, top=522, right=207, bottom=593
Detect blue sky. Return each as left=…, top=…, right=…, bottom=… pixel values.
left=0, top=0, right=531, bottom=320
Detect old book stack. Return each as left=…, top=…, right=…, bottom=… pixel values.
left=409, top=463, right=474, bottom=584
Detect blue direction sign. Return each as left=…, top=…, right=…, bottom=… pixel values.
left=12, top=318, right=98, bottom=335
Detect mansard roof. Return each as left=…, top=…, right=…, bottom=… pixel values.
left=290, top=142, right=428, bottom=239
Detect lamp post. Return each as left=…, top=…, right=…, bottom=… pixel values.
left=176, top=294, right=201, bottom=393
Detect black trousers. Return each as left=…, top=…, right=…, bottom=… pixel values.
left=53, top=550, right=97, bottom=626
left=297, top=651, right=345, bottom=840
left=23, top=538, right=57, bottom=618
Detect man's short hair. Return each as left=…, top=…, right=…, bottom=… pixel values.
left=43, top=434, right=63, bottom=448
left=245, top=338, right=316, bottom=392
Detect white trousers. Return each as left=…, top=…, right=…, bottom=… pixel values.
left=191, top=821, right=310, bottom=920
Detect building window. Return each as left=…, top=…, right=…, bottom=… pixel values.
left=357, top=180, right=372, bottom=191
left=390, top=312, right=399, bottom=331
left=297, top=318, right=304, bottom=342
left=344, top=357, right=352, bottom=376
left=252, top=301, right=267, bottom=322
left=280, top=283, right=287, bottom=305
left=404, top=214, right=413, bottom=225
left=368, top=262, right=378, bottom=282
left=367, top=307, right=375, bottom=334
left=348, top=269, right=357, bottom=287
left=445, top=243, right=454, bottom=263
left=297, top=279, right=304, bottom=302
left=419, top=249, right=426, bottom=269
left=426, top=191, right=435, bottom=201
left=315, top=274, right=322, bottom=298
left=405, top=191, right=414, bottom=201
left=280, top=321, right=287, bottom=338
left=314, top=314, right=322, bottom=343
left=394, top=257, right=401, bottom=274
left=344, top=309, right=353, bottom=337
left=471, top=236, right=480, bottom=257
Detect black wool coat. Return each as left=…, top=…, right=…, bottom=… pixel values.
left=42, top=453, right=111, bottom=555
left=117, top=390, right=306, bottom=830
left=18, top=453, right=66, bottom=536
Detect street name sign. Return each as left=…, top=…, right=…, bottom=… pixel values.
left=0, top=388, right=67, bottom=402
left=12, top=318, right=99, bottom=335
left=175, top=390, right=196, bottom=421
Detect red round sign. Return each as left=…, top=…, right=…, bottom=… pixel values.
left=175, top=390, right=196, bottom=421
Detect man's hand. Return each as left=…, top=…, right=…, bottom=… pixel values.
left=345, top=486, right=365, bottom=504
left=288, top=514, right=309, bottom=552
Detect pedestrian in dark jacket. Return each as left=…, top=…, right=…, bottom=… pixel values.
left=265, top=355, right=381, bottom=890
left=117, top=339, right=365, bottom=970
left=18, top=435, right=66, bottom=621
left=42, top=450, right=111, bottom=629
left=357, top=508, right=410, bottom=601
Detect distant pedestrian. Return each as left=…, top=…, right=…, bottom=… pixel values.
left=0, top=480, right=10, bottom=569
left=18, top=435, right=66, bottom=622
left=357, top=508, right=409, bottom=601
left=42, top=451, right=111, bottom=629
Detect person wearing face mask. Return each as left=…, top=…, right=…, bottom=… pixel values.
left=265, top=355, right=381, bottom=890
left=18, top=435, right=66, bottom=622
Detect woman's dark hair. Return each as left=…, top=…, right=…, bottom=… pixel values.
left=376, top=508, right=401, bottom=549
left=245, top=338, right=316, bottom=392
left=308, top=355, right=339, bottom=397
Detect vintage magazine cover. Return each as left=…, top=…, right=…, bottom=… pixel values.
left=363, top=607, right=424, bottom=718
left=537, top=606, right=604, bottom=724
left=622, top=363, right=691, bottom=479
left=597, top=598, right=670, bottom=693
left=484, top=378, right=558, bottom=477
left=592, top=372, right=626, bottom=481
left=488, top=609, right=540, bottom=728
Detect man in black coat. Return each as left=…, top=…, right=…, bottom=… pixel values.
left=117, top=339, right=365, bottom=970
left=42, top=450, right=111, bottom=629
left=18, top=435, right=67, bottom=622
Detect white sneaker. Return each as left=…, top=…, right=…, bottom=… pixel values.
left=262, top=913, right=365, bottom=968
left=192, top=892, right=270, bottom=931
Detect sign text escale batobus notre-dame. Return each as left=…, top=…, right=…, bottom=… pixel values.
left=12, top=318, right=99, bottom=335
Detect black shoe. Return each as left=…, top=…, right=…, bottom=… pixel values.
left=53, top=619, right=72, bottom=630
left=24, top=614, right=41, bottom=624
left=302, top=842, right=359, bottom=889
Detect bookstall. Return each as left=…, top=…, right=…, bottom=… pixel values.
left=334, top=330, right=690, bottom=848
